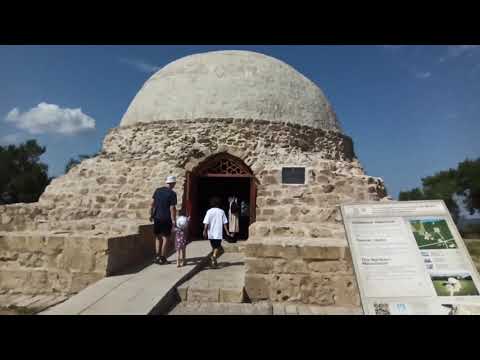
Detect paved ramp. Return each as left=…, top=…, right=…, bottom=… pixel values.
left=177, top=252, right=246, bottom=303
left=41, top=240, right=211, bottom=315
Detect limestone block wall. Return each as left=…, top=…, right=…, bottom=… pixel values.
left=244, top=238, right=359, bottom=306
left=0, top=118, right=386, bottom=300
left=0, top=204, right=51, bottom=232
left=0, top=225, right=155, bottom=296
left=36, top=118, right=364, bottom=224
left=244, top=162, right=384, bottom=306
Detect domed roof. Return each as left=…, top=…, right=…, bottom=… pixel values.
left=120, top=50, right=341, bottom=131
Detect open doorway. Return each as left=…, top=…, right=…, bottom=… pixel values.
left=184, top=153, right=257, bottom=241
left=195, top=176, right=251, bottom=240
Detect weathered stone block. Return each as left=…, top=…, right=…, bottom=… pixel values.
left=272, top=259, right=309, bottom=274
left=28, top=270, right=49, bottom=292
left=18, top=252, right=45, bottom=268
left=245, top=257, right=273, bottom=274
left=0, top=270, right=29, bottom=291
left=0, top=235, right=26, bottom=251
left=269, top=274, right=305, bottom=303
left=244, top=241, right=262, bottom=258
left=244, top=274, right=270, bottom=300
left=322, top=184, right=335, bottom=193
left=88, top=237, right=108, bottom=253
left=332, top=276, right=360, bottom=306
left=219, top=288, right=245, bottom=303
left=300, top=245, right=343, bottom=260
left=70, top=272, right=103, bottom=293
left=262, top=176, right=278, bottom=185
left=94, top=252, right=109, bottom=274
left=299, top=276, right=336, bottom=305
left=266, top=198, right=279, bottom=206
left=307, top=260, right=350, bottom=273
left=25, top=235, right=46, bottom=252
left=47, top=270, right=71, bottom=293
left=272, top=225, right=294, bottom=237
left=44, top=236, right=65, bottom=254
left=59, top=245, right=95, bottom=273
left=309, top=227, right=333, bottom=238
left=1, top=214, right=13, bottom=225
left=188, top=287, right=219, bottom=303
left=255, top=244, right=300, bottom=260
left=0, top=250, right=19, bottom=262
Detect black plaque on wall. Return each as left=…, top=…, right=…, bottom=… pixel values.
left=282, top=167, right=305, bottom=184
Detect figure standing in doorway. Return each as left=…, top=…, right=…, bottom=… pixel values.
left=228, top=196, right=240, bottom=241
left=240, top=199, right=249, bottom=239
left=150, top=175, right=177, bottom=264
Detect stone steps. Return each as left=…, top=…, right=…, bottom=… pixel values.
left=176, top=252, right=246, bottom=304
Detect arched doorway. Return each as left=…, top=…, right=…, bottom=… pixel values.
left=184, top=153, right=257, bottom=241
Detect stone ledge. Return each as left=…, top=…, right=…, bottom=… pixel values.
left=244, top=239, right=349, bottom=261
left=168, top=301, right=273, bottom=315
left=272, top=302, right=363, bottom=315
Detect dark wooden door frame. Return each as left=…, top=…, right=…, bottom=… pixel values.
left=185, top=153, right=257, bottom=239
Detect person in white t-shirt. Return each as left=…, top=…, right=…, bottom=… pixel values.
left=203, top=196, right=231, bottom=268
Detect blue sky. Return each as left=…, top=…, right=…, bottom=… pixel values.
left=1, top=45, right=479, bottom=199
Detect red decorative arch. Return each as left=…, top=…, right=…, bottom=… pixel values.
left=193, top=153, right=253, bottom=177
left=185, top=153, right=257, bottom=238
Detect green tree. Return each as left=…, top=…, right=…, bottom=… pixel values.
left=0, top=140, right=51, bottom=204
left=398, top=158, right=480, bottom=221
left=65, top=153, right=98, bottom=174
left=456, top=158, right=480, bottom=214
left=399, top=187, right=425, bottom=201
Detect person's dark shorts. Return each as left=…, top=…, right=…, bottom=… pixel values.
left=209, top=239, right=222, bottom=249
left=154, top=219, right=172, bottom=236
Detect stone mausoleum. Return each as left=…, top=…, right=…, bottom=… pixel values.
left=0, top=50, right=386, bottom=307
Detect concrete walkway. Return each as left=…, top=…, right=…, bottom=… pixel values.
left=177, top=252, right=246, bottom=303
left=41, top=240, right=211, bottom=315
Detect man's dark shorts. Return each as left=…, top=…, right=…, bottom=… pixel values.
left=209, top=239, right=222, bottom=249
left=154, top=219, right=172, bottom=236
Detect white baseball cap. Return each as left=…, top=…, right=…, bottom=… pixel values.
left=166, top=175, right=177, bottom=184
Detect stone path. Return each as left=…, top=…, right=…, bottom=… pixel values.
left=177, top=252, right=246, bottom=303
left=41, top=240, right=212, bottom=315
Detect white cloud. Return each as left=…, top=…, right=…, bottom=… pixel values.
left=448, top=45, right=479, bottom=57
left=440, top=45, right=480, bottom=62
left=415, top=71, right=432, bottom=79
left=4, top=102, right=96, bottom=135
left=119, top=58, right=160, bottom=73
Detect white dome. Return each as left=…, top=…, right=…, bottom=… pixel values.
left=120, top=50, right=341, bottom=131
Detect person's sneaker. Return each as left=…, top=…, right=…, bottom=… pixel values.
left=154, top=256, right=161, bottom=264
left=160, top=256, right=167, bottom=264
left=211, top=257, right=218, bottom=268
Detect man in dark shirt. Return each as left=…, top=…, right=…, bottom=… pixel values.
left=150, top=175, right=177, bottom=264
